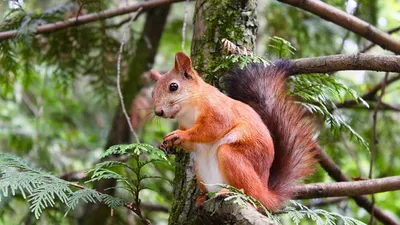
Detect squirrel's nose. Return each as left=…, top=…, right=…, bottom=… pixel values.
left=155, top=109, right=164, bottom=117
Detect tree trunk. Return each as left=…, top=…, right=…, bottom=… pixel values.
left=79, top=6, right=171, bottom=225
left=168, top=0, right=258, bottom=224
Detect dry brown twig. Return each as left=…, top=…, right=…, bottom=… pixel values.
left=116, top=8, right=143, bottom=144
left=368, top=72, right=390, bottom=225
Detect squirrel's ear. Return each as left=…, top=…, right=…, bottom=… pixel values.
left=150, top=69, right=162, bottom=81
left=174, top=52, right=193, bottom=79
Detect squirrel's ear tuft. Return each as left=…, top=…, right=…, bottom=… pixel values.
left=150, top=69, right=162, bottom=81
left=174, top=52, right=193, bottom=77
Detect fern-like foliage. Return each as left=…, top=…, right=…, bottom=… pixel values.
left=87, top=143, right=172, bottom=198
left=0, top=153, right=124, bottom=219
left=268, top=36, right=297, bottom=58
left=289, top=73, right=369, bottom=149
left=208, top=184, right=365, bottom=225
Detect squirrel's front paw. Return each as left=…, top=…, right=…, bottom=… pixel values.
left=163, top=130, right=186, bottom=147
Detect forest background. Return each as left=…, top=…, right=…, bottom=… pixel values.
left=0, top=0, right=400, bottom=224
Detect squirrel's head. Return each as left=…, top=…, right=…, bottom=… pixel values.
left=151, top=52, right=201, bottom=119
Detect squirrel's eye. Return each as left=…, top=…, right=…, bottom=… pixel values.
left=169, top=83, right=179, bottom=92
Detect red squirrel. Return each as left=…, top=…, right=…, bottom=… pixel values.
left=150, top=52, right=318, bottom=211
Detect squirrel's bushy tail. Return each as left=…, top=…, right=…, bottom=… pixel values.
left=223, top=61, right=318, bottom=203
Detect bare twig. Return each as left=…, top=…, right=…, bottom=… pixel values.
left=303, top=197, right=347, bottom=208
left=335, top=74, right=400, bottom=109
left=117, top=43, right=140, bottom=143
left=68, top=183, right=140, bottom=217
left=0, top=0, right=182, bottom=41
left=368, top=72, right=390, bottom=225
left=341, top=134, right=363, bottom=177
left=141, top=203, right=169, bottom=213
left=277, top=0, right=400, bottom=54
left=336, top=0, right=361, bottom=54
left=115, top=8, right=143, bottom=144
left=336, top=102, right=400, bottom=112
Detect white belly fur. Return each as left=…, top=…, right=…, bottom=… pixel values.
left=195, top=132, right=237, bottom=192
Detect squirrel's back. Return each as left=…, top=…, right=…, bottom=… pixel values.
left=223, top=61, right=319, bottom=201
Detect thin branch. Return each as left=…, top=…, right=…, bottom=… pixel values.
left=68, top=183, right=140, bottom=217
left=141, top=203, right=169, bottom=213
left=303, top=197, right=347, bottom=208
left=0, top=0, right=182, bottom=41
left=335, top=74, right=400, bottom=109
left=368, top=72, right=389, bottom=225
left=60, top=170, right=87, bottom=181
left=336, top=0, right=361, bottom=54
left=337, top=102, right=400, bottom=112
left=116, top=8, right=143, bottom=144
left=293, top=176, right=400, bottom=199
left=318, top=148, right=399, bottom=225
left=360, top=26, right=400, bottom=53
left=341, top=133, right=363, bottom=177
left=289, top=54, right=400, bottom=75
left=117, top=43, right=140, bottom=143
left=277, top=0, right=400, bottom=54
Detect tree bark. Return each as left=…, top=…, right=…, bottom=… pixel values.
left=78, top=5, right=171, bottom=225
left=290, top=54, right=400, bottom=74
left=293, top=176, right=400, bottom=199
left=168, top=0, right=258, bottom=224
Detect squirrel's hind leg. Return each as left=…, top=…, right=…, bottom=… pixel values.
left=217, top=144, right=281, bottom=211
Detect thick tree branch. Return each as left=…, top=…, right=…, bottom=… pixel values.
left=0, top=0, right=181, bottom=41
left=318, top=149, right=400, bottom=225
left=277, top=0, right=400, bottom=54
left=361, top=26, right=400, bottom=53
left=293, top=176, right=400, bottom=199
left=290, top=54, right=400, bottom=74
left=196, top=174, right=400, bottom=225
left=196, top=198, right=273, bottom=225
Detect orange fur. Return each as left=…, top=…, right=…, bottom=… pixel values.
left=152, top=52, right=318, bottom=211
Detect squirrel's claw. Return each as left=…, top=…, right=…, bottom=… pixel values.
left=163, top=130, right=184, bottom=146
left=159, top=144, right=177, bottom=155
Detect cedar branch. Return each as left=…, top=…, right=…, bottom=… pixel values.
left=277, top=0, right=400, bottom=54
left=0, top=0, right=181, bottom=41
